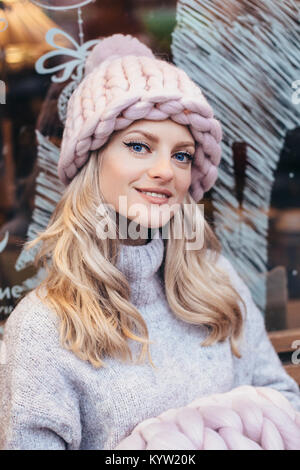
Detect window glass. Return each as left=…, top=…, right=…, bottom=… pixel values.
left=0, top=0, right=299, bottom=341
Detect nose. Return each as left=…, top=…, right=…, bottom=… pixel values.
left=147, top=154, right=174, bottom=182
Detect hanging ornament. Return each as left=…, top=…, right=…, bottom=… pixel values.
left=30, top=1, right=94, bottom=10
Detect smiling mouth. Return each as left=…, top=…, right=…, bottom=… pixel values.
left=135, top=188, right=171, bottom=204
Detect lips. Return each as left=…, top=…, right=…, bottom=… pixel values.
left=135, top=188, right=170, bottom=205
left=135, top=187, right=173, bottom=197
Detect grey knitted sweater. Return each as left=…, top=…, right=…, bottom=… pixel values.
left=1, top=232, right=300, bottom=450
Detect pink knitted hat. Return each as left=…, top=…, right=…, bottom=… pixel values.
left=58, top=33, right=223, bottom=202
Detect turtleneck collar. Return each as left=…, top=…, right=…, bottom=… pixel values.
left=115, top=229, right=165, bottom=306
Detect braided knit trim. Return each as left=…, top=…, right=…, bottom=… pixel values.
left=114, top=385, right=300, bottom=450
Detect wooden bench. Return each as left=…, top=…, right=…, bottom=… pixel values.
left=268, top=328, right=300, bottom=386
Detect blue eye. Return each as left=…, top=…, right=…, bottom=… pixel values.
left=174, top=152, right=194, bottom=163
left=123, top=141, right=194, bottom=164
left=124, top=141, right=148, bottom=153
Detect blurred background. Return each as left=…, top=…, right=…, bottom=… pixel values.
left=0, top=0, right=299, bottom=344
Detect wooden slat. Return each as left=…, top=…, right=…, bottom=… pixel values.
left=268, top=328, right=300, bottom=353
left=287, top=300, right=300, bottom=329
left=283, top=364, right=300, bottom=386
left=0, top=118, right=16, bottom=211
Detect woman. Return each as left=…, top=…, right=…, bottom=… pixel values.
left=0, top=34, right=299, bottom=450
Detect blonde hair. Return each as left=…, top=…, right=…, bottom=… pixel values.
left=26, top=150, right=246, bottom=369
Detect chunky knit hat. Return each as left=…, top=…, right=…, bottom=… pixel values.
left=58, top=33, right=223, bottom=202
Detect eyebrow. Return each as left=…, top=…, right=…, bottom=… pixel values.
left=124, top=129, right=196, bottom=150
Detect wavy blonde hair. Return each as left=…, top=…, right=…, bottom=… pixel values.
left=26, top=149, right=246, bottom=369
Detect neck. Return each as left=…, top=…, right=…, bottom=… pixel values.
left=119, top=235, right=150, bottom=246
left=117, top=214, right=160, bottom=246
left=115, top=229, right=165, bottom=306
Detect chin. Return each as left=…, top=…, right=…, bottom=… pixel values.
left=128, top=211, right=172, bottom=232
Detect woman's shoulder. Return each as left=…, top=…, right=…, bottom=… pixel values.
left=207, top=249, right=236, bottom=272
left=205, top=250, right=258, bottom=326
left=209, top=250, right=251, bottom=298
left=3, top=288, right=60, bottom=346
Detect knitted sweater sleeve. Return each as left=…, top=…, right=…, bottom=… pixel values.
left=0, top=293, right=82, bottom=450
left=217, top=254, right=300, bottom=413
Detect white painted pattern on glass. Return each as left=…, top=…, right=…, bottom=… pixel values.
left=30, top=1, right=94, bottom=11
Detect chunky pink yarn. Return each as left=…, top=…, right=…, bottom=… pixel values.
left=58, top=33, right=223, bottom=202
left=114, top=386, right=300, bottom=450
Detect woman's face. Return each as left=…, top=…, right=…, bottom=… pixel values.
left=98, top=118, right=195, bottom=237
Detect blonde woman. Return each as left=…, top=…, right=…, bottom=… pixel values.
left=0, top=34, right=299, bottom=450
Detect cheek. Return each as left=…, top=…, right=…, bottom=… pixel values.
left=100, top=157, right=135, bottom=199
left=176, top=170, right=192, bottom=196
left=100, top=158, right=128, bottom=193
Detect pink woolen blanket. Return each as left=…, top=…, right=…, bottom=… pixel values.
left=115, top=386, right=300, bottom=450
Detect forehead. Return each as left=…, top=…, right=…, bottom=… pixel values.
left=119, top=119, right=194, bottom=141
